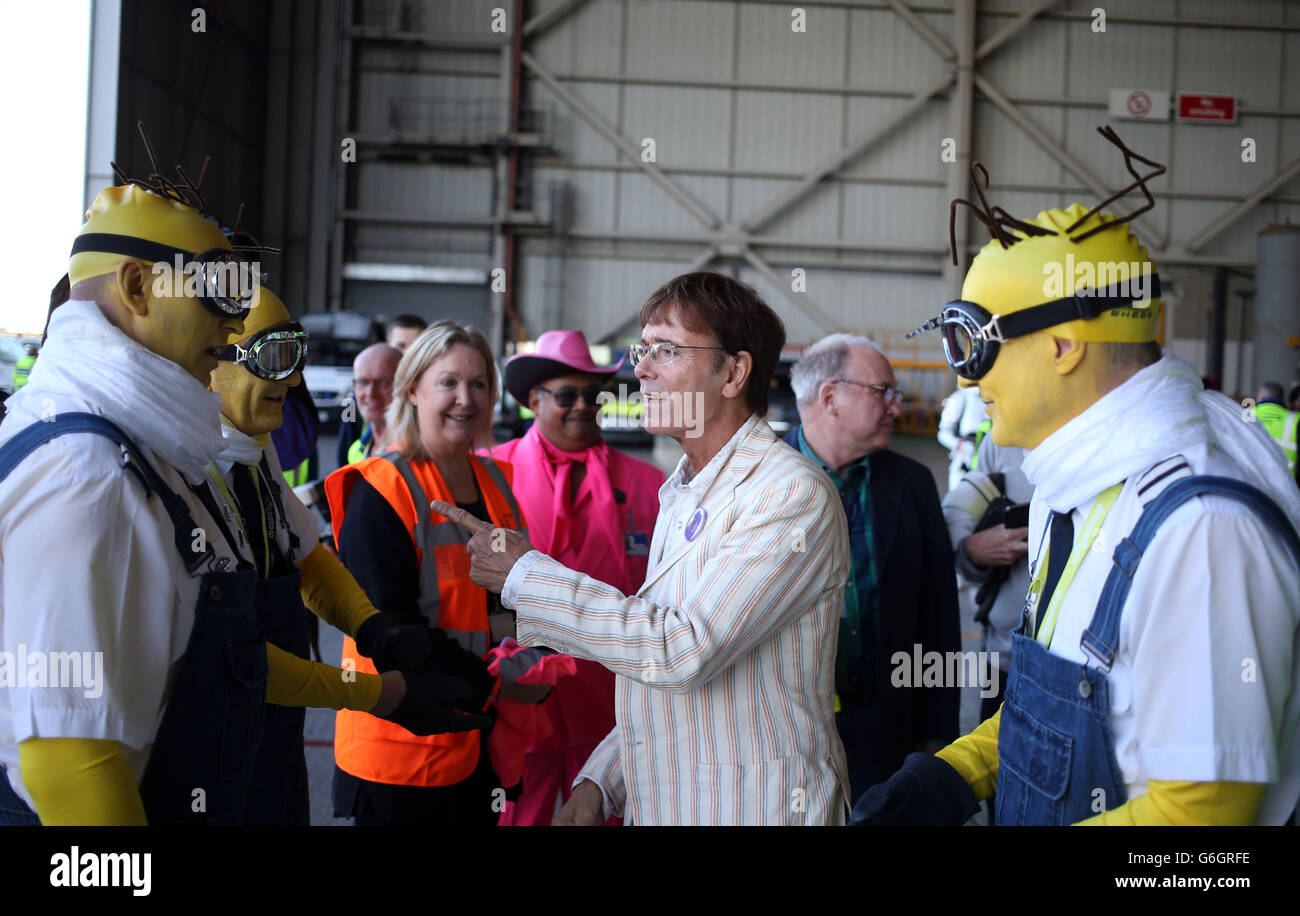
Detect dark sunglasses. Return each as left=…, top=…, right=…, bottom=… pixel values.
left=535, top=384, right=607, bottom=408
left=70, top=233, right=264, bottom=319
left=906, top=274, right=1161, bottom=380
left=219, top=322, right=309, bottom=380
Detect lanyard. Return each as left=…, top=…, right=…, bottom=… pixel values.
left=204, top=461, right=272, bottom=578
left=1026, top=483, right=1124, bottom=649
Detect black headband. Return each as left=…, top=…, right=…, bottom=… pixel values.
left=994, top=273, right=1162, bottom=340
left=70, top=232, right=200, bottom=264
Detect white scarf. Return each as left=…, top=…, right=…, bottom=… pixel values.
left=217, top=416, right=268, bottom=469
left=7, top=299, right=226, bottom=481
left=1022, top=353, right=1300, bottom=533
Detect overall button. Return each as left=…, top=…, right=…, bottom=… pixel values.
left=209, top=585, right=223, bottom=602
left=1078, top=678, right=1092, bottom=699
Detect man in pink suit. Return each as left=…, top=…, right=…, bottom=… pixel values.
left=489, top=330, right=665, bottom=825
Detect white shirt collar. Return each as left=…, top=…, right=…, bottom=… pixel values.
left=663, top=413, right=760, bottom=503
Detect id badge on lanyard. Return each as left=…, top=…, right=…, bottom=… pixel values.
left=1023, top=483, right=1123, bottom=649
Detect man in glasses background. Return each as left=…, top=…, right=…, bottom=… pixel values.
left=487, top=330, right=665, bottom=825
left=335, top=316, right=425, bottom=469
left=787, top=334, right=961, bottom=803
left=344, top=343, right=401, bottom=464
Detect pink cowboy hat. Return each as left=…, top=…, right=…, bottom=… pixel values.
left=503, top=330, right=626, bottom=406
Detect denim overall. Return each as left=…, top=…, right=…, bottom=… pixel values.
left=997, top=474, right=1300, bottom=825
left=237, top=456, right=312, bottom=826
left=0, top=413, right=265, bottom=825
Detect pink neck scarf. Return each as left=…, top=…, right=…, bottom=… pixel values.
left=513, top=424, right=628, bottom=588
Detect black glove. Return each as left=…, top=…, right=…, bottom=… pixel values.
left=355, top=611, right=432, bottom=672
left=380, top=667, right=494, bottom=737
left=849, top=752, right=980, bottom=826
left=434, top=644, right=497, bottom=714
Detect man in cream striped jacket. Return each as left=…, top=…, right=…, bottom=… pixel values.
left=436, top=273, right=852, bottom=825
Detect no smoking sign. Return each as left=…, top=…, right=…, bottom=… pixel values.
left=1108, top=87, right=1170, bottom=122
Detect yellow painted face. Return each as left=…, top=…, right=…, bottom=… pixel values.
left=144, top=279, right=246, bottom=385
left=959, top=203, right=1160, bottom=447
left=961, top=334, right=1060, bottom=448
left=210, top=288, right=300, bottom=437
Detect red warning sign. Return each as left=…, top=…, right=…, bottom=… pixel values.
left=1177, top=93, right=1237, bottom=124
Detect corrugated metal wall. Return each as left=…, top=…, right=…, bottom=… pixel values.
left=337, top=0, right=1299, bottom=385
left=114, top=0, right=270, bottom=244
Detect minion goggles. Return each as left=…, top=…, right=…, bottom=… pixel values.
left=218, top=323, right=309, bottom=380
left=69, top=232, right=262, bottom=318
left=907, top=275, right=1161, bottom=381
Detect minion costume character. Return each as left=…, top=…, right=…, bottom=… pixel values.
left=206, top=287, right=494, bottom=825
left=852, top=128, right=1300, bottom=826
left=0, top=177, right=264, bottom=825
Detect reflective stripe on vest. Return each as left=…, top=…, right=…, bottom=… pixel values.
left=325, top=450, right=523, bottom=788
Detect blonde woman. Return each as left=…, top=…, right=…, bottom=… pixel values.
left=324, top=320, right=536, bottom=825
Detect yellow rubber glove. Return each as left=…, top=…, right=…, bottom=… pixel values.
left=1075, top=780, right=1266, bottom=826
left=935, top=705, right=1001, bottom=800
left=297, top=541, right=381, bottom=638
left=19, top=737, right=148, bottom=826
left=265, top=643, right=383, bottom=711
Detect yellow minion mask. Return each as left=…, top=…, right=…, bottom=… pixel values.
left=961, top=202, right=1161, bottom=344
left=232, top=286, right=291, bottom=342
left=211, top=287, right=306, bottom=439
left=69, top=184, right=232, bottom=286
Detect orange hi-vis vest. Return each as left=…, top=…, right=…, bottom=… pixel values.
left=325, top=451, right=524, bottom=788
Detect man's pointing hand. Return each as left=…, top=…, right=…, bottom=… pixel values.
left=429, top=500, right=535, bottom=594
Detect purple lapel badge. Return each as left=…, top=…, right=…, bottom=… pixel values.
left=684, top=507, right=707, bottom=542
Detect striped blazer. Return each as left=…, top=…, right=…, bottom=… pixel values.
left=513, top=415, right=851, bottom=825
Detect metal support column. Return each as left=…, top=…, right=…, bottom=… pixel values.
left=944, top=0, right=975, bottom=297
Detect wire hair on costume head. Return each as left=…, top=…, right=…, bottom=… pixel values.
left=107, top=121, right=279, bottom=256
left=947, top=126, right=1167, bottom=265
left=1062, top=125, right=1167, bottom=242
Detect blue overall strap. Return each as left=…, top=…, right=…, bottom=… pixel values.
left=0, top=412, right=216, bottom=574
left=1081, top=475, right=1300, bottom=671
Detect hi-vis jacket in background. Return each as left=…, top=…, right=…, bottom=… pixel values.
left=1252, top=399, right=1299, bottom=474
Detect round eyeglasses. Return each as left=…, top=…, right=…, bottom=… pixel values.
left=833, top=379, right=903, bottom=406
left=628, top=341, right=729, bottom=366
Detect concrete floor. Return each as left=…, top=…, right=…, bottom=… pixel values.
left=306, top=430, right=983, bottom=825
